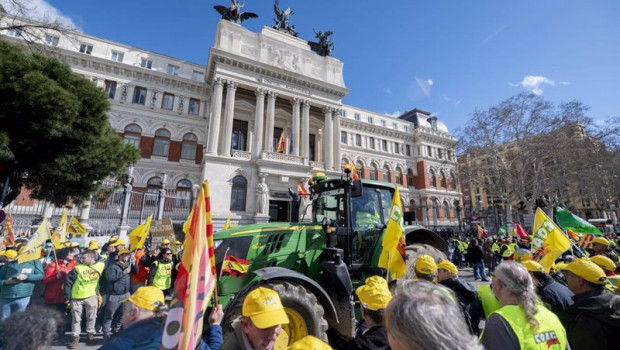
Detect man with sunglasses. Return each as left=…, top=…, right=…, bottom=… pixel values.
left=147, top=247, right=176, bottom=297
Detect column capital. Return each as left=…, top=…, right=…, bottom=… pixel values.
left=213, top=77, right=224, bottom=86
left=249, top=120, right=255, bottom=129
left=255, top=88, right=266, bottom=97
left=291, top=97, right=301, bottom=106
left=324, top=106, right=337, bottom=114
left=267, top=90, right=278, bottom=99
left=301, top=99, right=311, bottom=107
left=225, top=80, right=238, bottom=90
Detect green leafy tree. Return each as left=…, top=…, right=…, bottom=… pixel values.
left=0, top=41, right=139, bottom=206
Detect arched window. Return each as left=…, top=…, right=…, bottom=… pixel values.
left=370, top=163, right=378, bottom=181
left=230, top=176, right=247, bottom=211
left=407, top=169, right=415, bottom=187
left=451, top=173, right=457, bottom=189
left=153, top=128, right=171, bottom=157
left=123, top=124, right=142, bottom=148
left=395, top=167, right=403, bottom=185
left=356, top=161, right=364, bottom=180
left=430, top=169, right=437, bottom=187
left=176, top=179, right=192, bottom=207
left=181, top=133, right=198, bottom=160
left=440, top=171, right=447, bottom=188
left=146, top=176, right=163, bottom=205
left=382, top=165, right=390, bottom=182
left=443, top=200, right=450, bottom=219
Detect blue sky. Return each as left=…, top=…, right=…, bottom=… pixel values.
left=10, top=0, right=620, bottom=131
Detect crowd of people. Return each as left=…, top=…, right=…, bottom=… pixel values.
left=1, top=232, right=620, bottom=349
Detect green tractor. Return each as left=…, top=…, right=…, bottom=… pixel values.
left=213, top=172, right=448, bottom=346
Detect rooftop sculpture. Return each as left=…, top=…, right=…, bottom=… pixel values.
left=309, top=29, right=334, bottom=57
left=213, top=0, right=258, bottom=24
left=272, top=0, right=298, bottom=37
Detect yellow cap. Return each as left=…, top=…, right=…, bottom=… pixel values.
left=522, top=260, right=544, bottom=273
left=175, top=240, right=182, bottom=245
left=117, top=248, right=131, bottom=255
left=63, top=241, right=72, bottom=248
left=415, top=255, right=437, bottom=274
left=590, top=255, right=617, bottom=272
left=286, top=335, right=333, bottom=350
left=114, top=239, right=127, bottom=246
left=355, top=276, right=392, bottom=311
left=70, top=242, right=80, bottom=248
left=592, top=237, right=610, bottom=247
left=242, top=287, right=289, bottom=329
left=126, top=286, right=165, bottom=311
left=3, top=250, right=17, bottom=260
left=108, top=237, right=118, bottom=243
left=562, top=258, right=607, bottom=285
left=162, top=239, right=170, bottom=245
left=437, top=259, right=458, bottom=276
left=555, top=262, right=568, bottom=271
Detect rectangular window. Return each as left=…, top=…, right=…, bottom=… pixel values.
left=381, top=120, right=386, bottom=127
left=123, top=135, right=140, bottom=148
left=354, top=113, right=360, bottom=121
left=427, top=146, right=433, bottom=157
left=406, top=145, right=411, bottom=156
left=393, top=122, right=398, bottom=130
left=438, top=149, right=443, bottom=159
left=231, top=120, right=248, bottom=151
left=167, top=64, right=180, bottom=75
left=447, top=150, right=452, bottom=160
left=340, top=131, right=347, bottom=144
left=309, top=134, right=316, bottom=161
left=161, top=93, right=175, bottom=110
left=404, top=125, right=409, bottom=132
left=341, top=110, right=347, bottom=118
left=188, top=98, right=200, bottom=115
left=355, top=134, right=361, bottom=146
left=111, top=51, right=124, bottom=62
left=45, top=35, right=59, bottom=46
left=368, top=116, right=374, bottom=124
left=381, top=140, right=388, bottom=152
left=192, top=71, right=204, bottom=82
left=140, top=58, right=153, bottom=69
left=181, top=142, right=196, bottom=160
left=394, top=142, right=400, bottom=154
left=273, top=127, right=283, bottom=152
left=368, top=137, right=375, bottom=149
left=132, top=86, right=147, bottom=105
left=104, top=80, right=117, bottom=99
left=79, top=43, right=93, bottom=54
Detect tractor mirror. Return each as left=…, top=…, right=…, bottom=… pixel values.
left=350, top=180, right=363, bottom=197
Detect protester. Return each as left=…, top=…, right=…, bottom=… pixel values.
left=483, top=238, right=496, bottom=273
left=64, top=250, right=105, bottom=348
left=0, top=306, right=62, bottom=350
left=558, top=258, right=620, bottom=350
left=591, top=237, right=610, bottom=256
left=101, top=248, right=132, bottom=340
left=522, top=260, right=574, bottom=314
left=343, top=276, right=391, bottom=350
left=220, top=286, right=290, bottom=350
left=286, top=335, right=333, bottom=350
left=412, top=254, right=437, bottom=282
left=436, top=259, right=481, bottom=334
left=480, top=261, right=567, bottom=350
left=467, top=239, right=488, bottom=281
left=385, top=280, right=482, bottom=350
left=147, top=247, right=176, bottom=297
left=130, top=247, right=150, bottom=293
left=590, top=254, right=617, bottom=276
left=0, top=248, right=44, bottom=320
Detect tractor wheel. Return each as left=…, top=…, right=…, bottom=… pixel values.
left=221, top=282, right=329, bottom=346
left=405, top=243, right=447, bottom=278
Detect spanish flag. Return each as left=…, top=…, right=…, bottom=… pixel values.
left=222, top=255, right=250, bottom=277
left=477, top=224, right=487, bottom=239
left=276, top=131, right=286, bottom=153
left=378, top=187, right=407, bottom=279
left=350, top=163, right=360, bottom=180
left=297, top=182, right=309, bottom=198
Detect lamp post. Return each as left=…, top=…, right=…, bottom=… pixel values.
left=117, top=165, right=135, bottom=238
left=157, top=172, right=168, bottom=220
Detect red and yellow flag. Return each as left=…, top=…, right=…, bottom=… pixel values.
left=477, top=224, right=487, bottom=239
left=276, top=131, right=286, bottom=153
left=2, top=213, right=16, bottom=247
left=222, top=255, right=250, bottom=277
left=297, top=182, right=309, bottom=198
left=378, top=187, right=407, bottom=279
left=350, top=163, right=360, bottom=180
left=161, top=181, right=216, bottom=350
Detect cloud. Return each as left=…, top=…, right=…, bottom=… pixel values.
left=481, top=25, right=507, bottom=45
left=1, top=0, right=80, bottom=30
left=559, top=81, right=571, bottom=86
left=385, top=111, right=402, bottom=118
left=508, top=75, right=555, bottom=95
left=383, top=88, right=392, bottom=94
left=442, top=95, right=461, bottom=106
left=427, top=79, right=434, bottom=86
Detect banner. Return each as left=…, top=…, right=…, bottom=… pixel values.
left=51, top=210, right=68, bottom=249
left=161, top=181, right=216, bottom=350
left=378, top=187, right=407, bottom=279
left=555, top=207, right=602, bottom=236
left=532, top=209, right=571, bottom=272
left=151, top=218, right=177, bottom=254
left=129, top=215, right=153, bottom=251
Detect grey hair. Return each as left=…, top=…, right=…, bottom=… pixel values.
left=386, top=280, right=483, bottom=350
left=494, top=261, right=540, bottom=330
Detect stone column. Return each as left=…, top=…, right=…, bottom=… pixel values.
left=248, top=120, right=255, bottom=154
left=333, top=109, right=342, bottom=170
left=323, top=107, right=334, bottom=170
left=263, top=91, right=277, bottom=152
left=206, top=78, right=224, bottom=154
left=291, top=98, right=301, bottom=156
left=252, top=88, right=266, bottom=159
left=301, top=100, right=310, bottom=158
left=219, top=80, right=238, bottom=156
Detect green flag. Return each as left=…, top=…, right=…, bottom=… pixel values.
left=555, top=207, right=602, bottom=236
left=497, top=225, right=507, bottom=237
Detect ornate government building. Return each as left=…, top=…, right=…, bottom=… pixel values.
left=1, top=13, right=462, bottom=230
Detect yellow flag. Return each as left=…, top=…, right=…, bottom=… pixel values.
left=18, top=218, right=50, bottom=263
left=51, top=210, right=68, bottom=249
left=183, top=209, right=194, bottom=235
left=532, top=208, right=572, bottom=273
left=378, top=187, right=407, bottom=279
left=223, top=214, right=231, bottom=230
left=67, top=216, right=88, bottom=235
left=18, top=247, right=42, bottom=264
left=129, top=215, right=153, bottom=251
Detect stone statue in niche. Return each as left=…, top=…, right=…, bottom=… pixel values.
left=309, top=29, right=334, bottom=57
left=213, top=0, right=258, bottom=24
left=256, top=175, right=270, bottom=215
left=272, top=0, right=298, bottom=37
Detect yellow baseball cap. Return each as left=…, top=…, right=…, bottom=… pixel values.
left=108, top=237, right=118, bottom=243
left=437, top=259, right=458, bottom=276
left=126, top=286, right=165, bottom=311
left=117, top=248, right=131, bottom=255
left=286, top=335, right=333, bottom=350
left=415, top=255, right=437, bottom=274
left=590, top=255, right=617, bottom=272
left=242, top=287, right=289, bottom=329
left=3, top=250, right=17, bottom=260
left=175, top=240, right=182, bottom=245
left=114, top=239, right=127, bottom=246
left=562, top=258, right=608, bottom=285
left=522, top=260, right=544, bottom=273
left=592, top=237, right=610, bottom=247
left=355, top=276, right=392, bottom=311
left=88, top=241, right=99, bottom=250
left=162, top=239, right=170, bottom=245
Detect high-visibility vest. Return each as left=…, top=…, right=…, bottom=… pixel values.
left=152, top=261, right=173, bottom=290
left=71, top=262, right=105, bottom=299
left=492, top=243, right=500, bottom=253
left=489, top=305, right=567, bottom=349
left=355, top=211, right=379, bottom=228
left=477, top=284, right=501, bottom=318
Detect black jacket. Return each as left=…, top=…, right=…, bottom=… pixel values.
left=102, top=262, right=131, bottom=295
left=558, top=288, right=620, bottom=350
left=440, top=277, right=482, bottom=335
left=342, top=325, right=390, bottom=350
left=466, top=243, right=485, bottom=263
left=537, top=274, right=574, bottom=314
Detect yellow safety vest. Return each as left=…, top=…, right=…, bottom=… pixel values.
left=152, top=261, right=173, bottom=290
left=72, top=262, right=105, bottom=299
left=492, top=243, right=500, bottom=253
left=490, top=305, right=567, bottom=350
left=355, top=211, right=379, bottom=228
left=477, top=284, right=501, bottom=318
